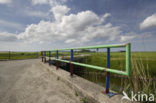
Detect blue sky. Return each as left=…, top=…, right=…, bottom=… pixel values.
left=0, top=0, right=156, bottom=51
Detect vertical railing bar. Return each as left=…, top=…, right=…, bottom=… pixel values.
left=105, top=48, right=110, bottom=93
left=126, top=43, right=131, bottom=76
left=56, top=50, right=59, bottom=69
left=41, top=51, right=43, bottom=62
left=70, top=49, right=74, bottom=76
left=44, top=51, right=46, bottom=63
left=49, top=51, right=51, bottom=59
left=49, top=51, right=51, bottom=65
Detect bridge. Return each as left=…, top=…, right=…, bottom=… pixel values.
left=0, top=43, right=131, bottom=103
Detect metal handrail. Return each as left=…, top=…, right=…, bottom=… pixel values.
left=41, top=43, right=131, bottom=94
left=42, top=43, right=131, bottom=76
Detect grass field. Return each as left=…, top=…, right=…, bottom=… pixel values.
left=79, top=52, right=156, bottom=77
left=0, top=52, right=40, bottom=60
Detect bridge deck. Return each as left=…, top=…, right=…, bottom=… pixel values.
left=0, top=59, right=80, bottom=103
left=0, top=59, right=130, bottom=103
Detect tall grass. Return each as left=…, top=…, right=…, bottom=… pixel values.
left=74, top=52, right=156, bottom=101
left=121, top=55, right=156, bottom=102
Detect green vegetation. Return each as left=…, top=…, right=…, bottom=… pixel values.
left=77, top=52, right=156, bottom=101
left=80, top=97, right=88, bottom=103
left=81, top=52, right=156, bottom=77
left=80, top=49, right=91, bottom=53
left=57, top=76, right=60, bottom=81
left=0, top=52, right=40, bottom=60
left=74, top=91, right=78, bottom=96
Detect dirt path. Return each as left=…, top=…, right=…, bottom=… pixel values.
left=0, top=59, right=81, bottom=103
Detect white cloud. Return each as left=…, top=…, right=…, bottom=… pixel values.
left=140, top=14, right=156, bottom=29
left=0, top=32, right=17, bottom=41
left=18, top=21, right=55, bottom=43
left=65, top=39, right=76, bottom=43
left=17, top=5, right=121, bottom=44
left=24, top=10, right=49, bottom=18
left=0, top=0, right=11, bottom=4
left=120, top=32, right=153, bottom=42
left=0, top=20, right=24, bottom=30
left=31, top=0, right=67, bottom=6
left=100, top=13, right=111, bottom=23
left=51, top=5, right=70, bottom=21
left=120, top=32, right=137, bottom=42
left=60, top=10, right=100, bottom=33
left=31, top=0, right=48, bottom=5
left=120, top=35, right=136, bottom=42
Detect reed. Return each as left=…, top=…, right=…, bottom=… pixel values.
left=122, top=55, right=156, bottom=101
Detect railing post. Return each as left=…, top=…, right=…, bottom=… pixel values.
left=49, top=51, right=51, bottom=65
left=105, top=48, right=110, bottom=93
left=41, top=51, right=43, bottom=62
left=126, top=43, right=131, bottom=76
left=49, top=51, right=51, bottom=60
left=70, top=49, right=74, bottom=76
left=56, top=50, right=59, bottom=69
left=44, top=51, right=46, bottom=63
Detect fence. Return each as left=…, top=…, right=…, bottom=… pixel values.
left=41, top=43, right=131, bottom=94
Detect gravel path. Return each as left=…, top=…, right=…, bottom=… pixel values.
left=0, top=59, right=81, bottom=103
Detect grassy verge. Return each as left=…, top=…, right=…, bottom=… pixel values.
left=0, top=52, right=40, bottom=60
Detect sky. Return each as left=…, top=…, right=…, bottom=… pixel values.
left=0, top=0, right=156, bottom=51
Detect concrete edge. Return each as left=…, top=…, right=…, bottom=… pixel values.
left=40, top=61, right=131, bottom=103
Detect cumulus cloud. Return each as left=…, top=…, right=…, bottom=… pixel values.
left=24, top=0, right=124, bottom=45
left=100, top=13, right=111, bottom=23
left=120, top=32, right=152, bottom=42
left=140, top=14, right=156, bottom=30
left=120, top=35, right=136, bottom=42
left=0, top=0, right=11, bottom=4
left=31, top=0, right=48, bottom=5
left=23, top=10, right=49, bottom=18
left=50, top=5, right=70, bottom=21
left=18, top=21, right=55, bottom=43
left=17, top=5, right=121, bottom=44
left=0, top=32, right=17, bottom=42
left=31, top=0, right=67, bottom=6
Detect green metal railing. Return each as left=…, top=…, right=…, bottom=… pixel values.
left=41, top=43, right=131, bottom=94
left=41, top=43, right=131, bottom=76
